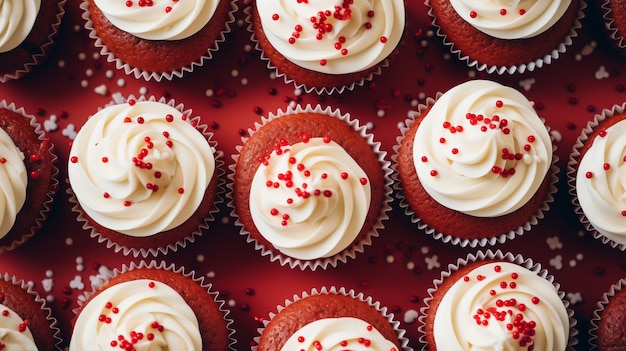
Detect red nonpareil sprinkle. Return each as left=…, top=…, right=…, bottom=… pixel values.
left=124, top=201, right=131, bottom=207
left=430, top=170, right=438, bottom=177
left=599, top=130, right=607, bottom=137
left=272, top=13, right=279, bottom=20
left=380, top=36, right=387, bottom=43
left=519, top=9, right=526, bottom=15
left=495, top=100, right=504, bottom=108
left=70, top=156, right=78, bottom=163
left=323, top=135, right=331, bottom=143
left=103, top=192, right=110, bottom=198
left=0, top=158, right=5, bottom=164
left=360, top=177, right=368, bottom=185
left=585, top=171, right=593, bottom=179
left=621, top=210, right=626, bottom=216
left=604, top=163, right=611, bottom=170
left=531, top=297, right=540, bottom=304
left=421, top=156, right=428, bottom=162
left=128, top=100, right=136, bottom=106
left=30, top=171, right=40, bottom=179
left=469, top=10, right=477, bottom=18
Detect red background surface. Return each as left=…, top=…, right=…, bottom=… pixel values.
left=1, top=0, right=625, bottom=349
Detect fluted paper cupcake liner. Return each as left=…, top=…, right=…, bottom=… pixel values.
left=588, top=278, right=626, bottom=350
left=67, top=93, right=225, bottom=258
left=227, top=104, right=393, bottom=270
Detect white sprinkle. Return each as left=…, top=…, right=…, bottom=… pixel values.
left=550, top=129, right=563, bottom=143
left=576, top=253, right=584, bottom=260
left=426, top=29, right=434, bottom=38
left=45, top=270, right=54, bottom=278
left=294, top=88, right=303, bottom=96
left=76, top=256, right=84, bottom=264
left=418, top=92, right=426, bottom=100
left=376, top=109, right=385, bottom=118
left=231, top=69, right=239, bottom=77
left=365, top=121, right=374, bottom=130
left=221, top=216, right=229, bottom=224
left=406, top=261, right=415, bottom=270
left=105, top=70, right=114, bottom=79
left=92, top=52, right=101, bottom=60
left=574, top=54, right=582, bottom=61
left=76, top=264, right=84, bottom=272
left=57, top=60, right=65, bottom=68
left=420, top=246, right=429, bottom=254
left=46, top=295, right=54, bottom=303
left=269, top=72, right=277, bottom=80
left=241, top=78, right=249, bottom=86
left=85, top=68, right=93, bottom=77
left=65, top=237, right=73, bottom=246
left=578, top=230, right=585, bottom=237
left=80, top=80, right=88, bottom=88
left=228, top=299, right=236, bottom=308
left=139, top=86, right=148, bottom=95
left=206, top=271, right=216, bottom=278
left=403, top=309, right=419, bottom=324
left=569, top=259, right=577, bottom=268
left=197, top=254, right=205, bottom=262
left=236, top=19, right=245, bottom=28
left=94, top=84, right=108, bottom=96
left=205, top=89, right=214, bottom=97
left=289, top=101, right=297, bottom=109
left=78, top=52, right=86, bottom=61
left=467, top=70, right=476, bottom=78
left=243, top=44, right=252, bottom=53
left=73, top=24, right=81, bottom=32
left=421, top=39, right=429, bottom=47
left=397, top=121, right=405, bottom=129
left=386, top=255, right=394, bottom=263
left=116, top=78, right=126, bottom=87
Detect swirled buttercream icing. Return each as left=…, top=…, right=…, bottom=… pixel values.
left=0, top=0, right=40, bottom=53
left=92, top=0, right=218, bottom=40
left=280, top=317, right=397, bottom=351
left=449, top=0, right=572, bottom=39
left=69, top=279, right=202, bottom=351
left=433, top=261, right=569, bottom=351
left=255, top=0, right=405, bottom=74
left=68, top=100, right=215, bottom=237
left=413, top=79, right=552, bottom=217
left=0, top=303, right=37, bottom=350
left=576, top=119, right=626, bottom=246
left=0, top=127, right=27, bottom=239
left=249, top=136, right=371, bottom=260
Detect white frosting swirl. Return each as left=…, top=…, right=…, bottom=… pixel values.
left=0, top=303, right=37, bottom=350
left=68, top=100, right=215, bottom=237
left=249, top=137, right=371, bottom=260
left=92, top=0, right=218, bottom=40
left=576, top=119, right=626, bottom=246
left=413, top=80, right=552, bottom=217
left=69, top=279, right=202, bottom=351
left=0, top=0, right=40, bottom=53
left=449, top=0, right=572, bottom=39
left=280, top=317, right=397, bottom=351
left=0, top=127, right=27, bottom=239
left=256, top=0, right=405, bottom=74
left=433, top=262, right=569, bottom=351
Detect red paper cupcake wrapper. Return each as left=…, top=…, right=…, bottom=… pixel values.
left=74, top=260, right=237, bottom=351
left=243, top=5, right=395, bottom=95
left=252, top=286, right=412, bottom=351
left=392, top=95, right=559, bottom=248
left=67, top=93, right=225, bottom=258
left=417, top=249, right=578, bottom=351
left=80, top=0, right=238, bottom=82
left=567, top=102, right=626, bottom=251
left=0, top=0, right=67, bottom=83
left=0, top=100, right=59, bottom=254
left=425, top=0, right=586, bottom=75
left=227, top=104, right=394, bottom=270
left=1, top=272, right=64, bottom=350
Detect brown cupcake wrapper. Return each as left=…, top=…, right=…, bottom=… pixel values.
left=243, top=4, right=393, bottom=95
left=0, top=100, right=59, bottom=254
left=74, top=260, right=237, bottom=350
left=599, top=0, right=626, bottom=53
left=417, top=249, right=578, bottom=351
left=67, top=93, right=225, bottom=258
left=227, top=104, right=394, bottom=270
left=588, top=277, right=626, bottom=350
left=1, top=272, right=64, bottom=350
left=80, top=0, right=238, bottom=82
left=0, top=0, right=67, bottom=83
left=425, top=0, right=586, bottom=75
left=567, top=102, right=626, bottom=251
left=392, top=95, right=559, bottom=248
left=252, top=286, right=412, bottom=351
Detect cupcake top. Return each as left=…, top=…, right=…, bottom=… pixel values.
left=280, top=317, right=397, bottom=350
left=68, top=99, right=216, bottom=237
left=449, top=0, right=572, bottom=39
left=0, top=0, right=40, bottom=53
left=433, top=261, right=569, bottom=350
left=92, top=0, right=218, bottom=40
left=255, top=0, right=405, bottom=74
left=69, top=279, right=201, bottom=350
left=413, top=79, right=552, bottom=217
left=575, top=117, right=626, bottom=246
left=250, top=136, right=371, bottom=260
left=0, top=127, right=27, bottom=239
left=0, top=302, right=38, bottom=349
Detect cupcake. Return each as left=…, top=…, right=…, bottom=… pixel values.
left=0, top=0, right=66, bottom=82
left=393, top=79, right=557, bottom=247
left=80, top=0, right=237, bottom=81
left=229, top=104, right=392, bottom=270
left=247, top=0, right=405, bottom=94
left=589, top=278, right=626, bottom=350
left=0, top=101, right=58, bottom=253
left=598, top=0, right=626, bottom=56
left=254, top=286, right=411, bottom=351
left=425, top=0, right=585, bottom=74
left=67, top=94, right=223, bottom=257
left=418, top=250, right=577, bottom=351
left=0, top=273, right=63, bottom=350
left=69, top=260, right=236, bottom=351
left=567, top=103, right=626, bottom=250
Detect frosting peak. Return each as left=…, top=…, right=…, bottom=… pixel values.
left=256, top=0, right=405, bottom=74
